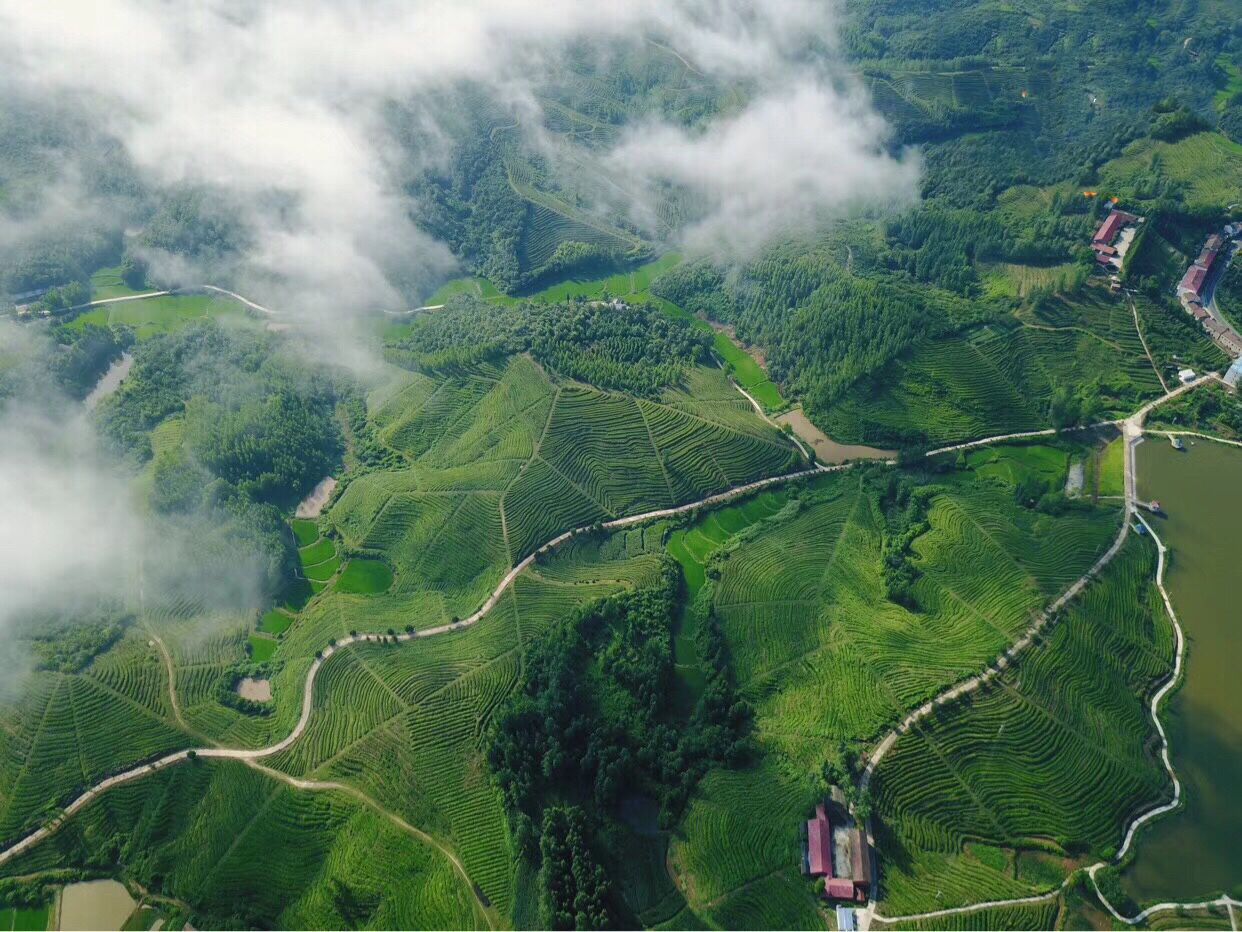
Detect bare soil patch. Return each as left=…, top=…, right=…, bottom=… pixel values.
left=295, top=476, right=337, bottom=518
left=236, top=677, right=272, bottom=702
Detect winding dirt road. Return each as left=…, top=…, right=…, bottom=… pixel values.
left=863, top=374, right=1231, bottom=930
left=3, top=308, right=1230, bottom=927
left=0, top=458, right=840, bottom=873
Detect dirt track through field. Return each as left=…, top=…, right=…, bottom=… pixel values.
left=5, top=282, right=1232, bottom=927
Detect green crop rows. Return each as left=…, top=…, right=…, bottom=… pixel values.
left=872, top=535, right=1173, bottom=915
left=821, top=292, right=1165, bottom=445
left=319, top=355, right=798, bottom=630
left=659, top=451, right=1123, bottom=925
left=0, top=760, right=483, bottom=929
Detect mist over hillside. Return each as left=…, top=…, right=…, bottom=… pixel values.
left=1, top=1, right=1241, bottom=928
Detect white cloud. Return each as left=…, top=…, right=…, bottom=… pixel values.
left=607, top=81, right=921, bottom=257
left=0, top=393, right=144, bottom=632
left=0, top=0, right=917, bottom=307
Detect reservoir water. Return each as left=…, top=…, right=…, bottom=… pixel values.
left=1122, top=438, right=1242, bottom=902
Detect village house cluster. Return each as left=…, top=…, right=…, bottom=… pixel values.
left=1177, top=223, right=1242, bottom=358
left=1092, top=208, right=1142, bottom=272
left=801, top=794, right=873, bottom=905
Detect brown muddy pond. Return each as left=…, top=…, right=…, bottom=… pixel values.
left=1122, top=438, right=1242, bottom=902
left=776, top=408, right=894, bottom=465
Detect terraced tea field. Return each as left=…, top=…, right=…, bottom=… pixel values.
left=0, top=312, right=1202, bottom=932
left=871, top=536, right=1173, bottom=916
left=316, top=354, right=799, bottom=631
left=820, top=292, right=1165, bottom=446
left=1100, top=132, right=1242, bottom=212
left=659, top=451, right=1123, bottom=925
left=0, top=760, right=485, bottom=929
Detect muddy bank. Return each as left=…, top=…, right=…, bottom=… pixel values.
left=776, top=408, right=894, bottom=465
left=83, top=352, right=133, bottom=410
left=295, top=476, right=337, bottom=518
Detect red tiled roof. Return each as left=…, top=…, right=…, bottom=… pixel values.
left=807, top=816, right=833, bottom=876
left=1181, top=265, right=1208, bottom=294
left=1094, top=243, right=1117, bottom=256
left=1094, top=213, right=1124, bottom=244
left=1197, top=248, right=1218, bottom=269
left=826, top=879, right=857, bottom=900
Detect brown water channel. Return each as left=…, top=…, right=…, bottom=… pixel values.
left=1122, top=438, right=1242, bottom=902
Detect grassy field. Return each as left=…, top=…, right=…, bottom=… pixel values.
left=89, top=264, right=145, bottom=300
left=334, top=559, right=393, bottom=594
left=979, top=261, right=1082, bottom=299
left=67, top=292, right=248, bottom=339
left=966, top=443, right=1068, bottom=490
left=258, top=609, right=294, bottom=636
left=0, top=905, right=49, bottom=931
left=248, top=635, right=278, bottom=662
left=1098, top=437, right=1125, bottom=496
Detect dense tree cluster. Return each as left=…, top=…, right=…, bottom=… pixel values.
left=841, top=0, right=1231, bottom=206
left=1148, top=98, right=1211, bottom=143
left=183, top=392, right=339, bottom=505
left=49, top=323, right=134, bottom=400
left=872, top=471, right=935, bottom=608
left=216, top=661, right=275, bottom=717
left=99, top=323, right=343, bottom=501
left=97, top=322, right=347, bottom=595
left=538, top=806, right=611, bottom=931
left=652, top=250, right=990, bottom=418
left=887, top=208, right=1089, bottom=295
left=488, top=560, right=750, bottom=927
left=26, top=610, right=131, bottom=674
left=139, top=187, right=250, bottom=270
left=394, top=297, right=710, bottom=397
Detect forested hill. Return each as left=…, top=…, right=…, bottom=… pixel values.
left=388, top=297, right=712, bottom=397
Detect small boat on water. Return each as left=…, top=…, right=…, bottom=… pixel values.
left=1171, top=436, right=1186, bottom=450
